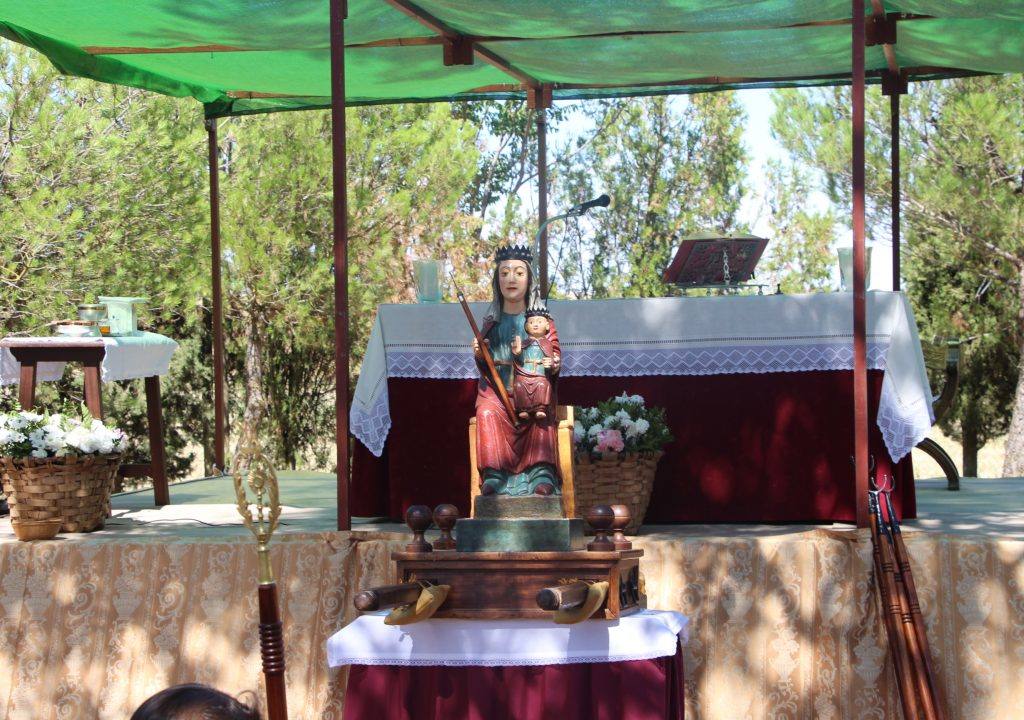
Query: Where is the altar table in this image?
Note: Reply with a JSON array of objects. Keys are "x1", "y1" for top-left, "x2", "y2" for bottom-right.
[
  {"x1": 329, "y1": 610, "x2": 687, "y2": 720},
  {"x1": 0, "y1": 333, "x2": 178, "y2": 505},
  {"x1": 351, "y1": 292, "x2": 932, "y2": 523}
]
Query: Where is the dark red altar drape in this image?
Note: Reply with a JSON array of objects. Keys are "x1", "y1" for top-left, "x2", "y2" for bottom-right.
[
  {"x1": 351, "y1": 370, "x2": 915, "y2": 523},
  {"x1": 342, "y1": 642, "x2": 685, "y2": 720}
]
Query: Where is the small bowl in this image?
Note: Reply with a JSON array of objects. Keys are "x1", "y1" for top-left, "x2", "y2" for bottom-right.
[
  {"x1": 12, "y1": 519, "x2": 63, "y2": 541},
  {"x1": 55, "y1": 324, "x2": 94, "y2": 337},
  {"x1": 77, "y1": 304, "x2": 106, "y2": 322}
]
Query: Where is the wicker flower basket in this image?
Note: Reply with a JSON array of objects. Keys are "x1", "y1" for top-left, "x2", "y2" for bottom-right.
[
  {"x1": 571, "y1": 451, "x2": 663, "y2": 535},
  {"x1": 2, "y1": 453, "x2": 121, "y2": 534}
]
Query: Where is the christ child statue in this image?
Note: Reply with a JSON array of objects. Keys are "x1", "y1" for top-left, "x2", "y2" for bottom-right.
[{"x1": 512, "y1": 307, "x2": 558, "y2": 421}]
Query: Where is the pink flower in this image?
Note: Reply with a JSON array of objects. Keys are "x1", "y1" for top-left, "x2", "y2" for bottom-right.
[{"x1": 595, "y1": 428, "x2": 624, "y2": 453}]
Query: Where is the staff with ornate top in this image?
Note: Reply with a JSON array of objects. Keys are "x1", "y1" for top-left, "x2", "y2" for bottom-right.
[{"x1": 233, "y1": 439, "x2": 287, "y2": 720}]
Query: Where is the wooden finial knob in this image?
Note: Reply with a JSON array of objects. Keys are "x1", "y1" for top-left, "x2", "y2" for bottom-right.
[
  {"x1": 585, "y1": 505, "x2": 615, "y2": 551},
  {"x1": 405, "y1": 504, "x2": 433, "y2": 553},
  {"x1": 609, "y1": 503, "x2": 632, "y2": 550},
  {"x1": 433, "y1": 503, "x2": 459, "y2": 550}
]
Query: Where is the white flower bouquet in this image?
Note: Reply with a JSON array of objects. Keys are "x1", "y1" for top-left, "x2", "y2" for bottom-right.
[
  {"x1": 0, "y1": 409, "x2": 128, "y2": 459},
  {"x1": 1, "y1": 407, "x2": 128, "y2": 537},
  {"x1": 569, "y1": 393, "x2": 673, "y2": 535},
  {"x1": 573, "y1": 393, "x2": 672, "y2": 455}
]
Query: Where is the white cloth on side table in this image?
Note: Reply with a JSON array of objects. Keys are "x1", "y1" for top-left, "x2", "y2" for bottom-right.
[
  {"x1": 350, "y1": 291, "x2": 933, "y2": 461},
  {"x1": 327, "y1": 609, "x2": 688, "y2": 668},
  {"x1": 0, "y1": 332, "x2": 179, "y2": 385}
]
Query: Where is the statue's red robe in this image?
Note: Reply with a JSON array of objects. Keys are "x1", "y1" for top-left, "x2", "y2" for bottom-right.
[{"x1": 475, "y1": 317, "x2": 561, "y2": 479}]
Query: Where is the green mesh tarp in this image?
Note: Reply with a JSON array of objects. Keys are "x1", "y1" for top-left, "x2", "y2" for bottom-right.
[{"x1": 0, "y1": 1, "x2": 1021, "y2": 116}]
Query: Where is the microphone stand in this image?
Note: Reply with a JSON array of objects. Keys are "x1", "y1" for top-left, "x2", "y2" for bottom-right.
[{"x1": 533, "y1": 195, "x2": 609, "y2": 294}]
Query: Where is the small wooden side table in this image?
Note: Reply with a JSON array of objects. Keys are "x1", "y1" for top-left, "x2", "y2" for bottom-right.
[{"x1": 1, "y1": 338, "x2": 170, "y2": 506}]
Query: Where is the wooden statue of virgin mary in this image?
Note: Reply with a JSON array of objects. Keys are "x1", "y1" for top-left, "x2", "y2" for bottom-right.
[{"x1": 471, "y1": 245, "x2": 561, "y2": 496}]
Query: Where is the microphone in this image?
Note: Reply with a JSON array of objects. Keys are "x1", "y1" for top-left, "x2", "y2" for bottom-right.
[{"x1": 569, "y1": 194, "x2": 610, "y2": 215}]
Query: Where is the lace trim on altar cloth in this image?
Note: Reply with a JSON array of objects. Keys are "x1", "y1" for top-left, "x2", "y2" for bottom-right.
[
  {"x1": 878, "y1": 375, "x2": 934, "y2": 462},
  {"x1": 350, "y1": 341, "x2": 930, "y2": 461},
  {"x1": 383, "y1": 342, "x2": 889, "y2": 380},
  {"x1": 350, "y1": 385, "x2": 391, "y2": 457}
]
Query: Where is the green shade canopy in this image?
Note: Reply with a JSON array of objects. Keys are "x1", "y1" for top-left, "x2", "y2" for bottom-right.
[{"x1": 0, "y1": 1, "x2": 1021, "y2": 116}]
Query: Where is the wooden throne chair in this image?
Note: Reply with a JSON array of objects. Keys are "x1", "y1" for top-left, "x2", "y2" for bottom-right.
[{"x1": 469, "y1": 406, "x2": 576, "y2": 517}]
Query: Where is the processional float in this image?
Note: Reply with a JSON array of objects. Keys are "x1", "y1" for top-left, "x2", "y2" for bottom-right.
[{"x1": 354, "y1": 204, "x2": 645, "y2": 624}]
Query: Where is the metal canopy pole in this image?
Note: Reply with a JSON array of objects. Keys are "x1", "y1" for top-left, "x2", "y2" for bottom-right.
[
  {"x1": 205, "y1": 118, "x2": 227, "y2": 473},
  {"x1": 852, "y1": 0, "x2": 870, "y2": 528},
  {"x1": 890, "y1": 91, "x2": 901, "y2": 291},
  {"x1": 330, "y1": 0, "x2": 351, "y2": 531},
  {"x1": 529, "y1": 85, "x2": 552, "y2": 298}
]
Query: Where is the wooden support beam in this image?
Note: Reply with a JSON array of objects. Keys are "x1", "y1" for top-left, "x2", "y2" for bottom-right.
[
  {"x1": 852, "y1": 0, "x2": 870, "y2": 529},
  {"x1": 382, "y1": 0, "x2": 541, "y2": 87},
  {"x1": 206, "y1": 118, "x2": 227, "y2": 472},
  {"x1": 330, "y1": 0, "x2": 351, "y2": 532},
  {"x1": 889, "y1": 90, "x2": 901, "y2": 292}
]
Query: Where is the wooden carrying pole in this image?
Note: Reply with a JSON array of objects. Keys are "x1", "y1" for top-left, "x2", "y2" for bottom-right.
[
  {"x1": 330, "y1": 0, "x2": 351, "y2": 531},
  {"x1": 852, "y1": 0, "x2": 870, "y2": 528},
  {"x1": 885, "y1": 491, "x2": 947, "y2": 720},
  {"x1": 206, "y1": 118, "x2": 227, "y2": 472},
  {"x1": 869, "y1": 491, "x2": 921, "y2": 719}
]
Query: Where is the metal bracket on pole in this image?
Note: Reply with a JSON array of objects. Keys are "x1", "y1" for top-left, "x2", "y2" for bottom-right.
[
  {"x1": 881, "y1": 69, "x2": 908, "y2": 96},
  {"x1": 527, "y1": 84, "x2": 552, "y2": 110},
  {"x1": 443, "y1": 36, "x2": 474, "y2": 66},
  {"x1": 865, "y1": 13, "x2": 897, "y2": 46}
]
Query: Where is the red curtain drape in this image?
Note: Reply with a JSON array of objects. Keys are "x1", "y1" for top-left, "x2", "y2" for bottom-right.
[
  {"x1": 343, "y1": 642, "x2": 685, "y2": 720},
  {"x1": 351, "y1": 370, "x2": 915, "y2": 523}
]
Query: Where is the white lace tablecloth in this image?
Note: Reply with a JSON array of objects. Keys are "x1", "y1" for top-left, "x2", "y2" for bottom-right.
[
  {"x1": 0, "y1": 332, "x2": 178, "y2": 385},
  {"x1": 351, "y1": 291, "x2": 933, "y2": 462},
  {"x1": 327, "y1": 609, "x2": 688, "y2": 668}
]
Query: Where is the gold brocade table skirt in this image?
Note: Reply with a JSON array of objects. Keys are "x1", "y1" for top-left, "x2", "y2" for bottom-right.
[{"x1": 0, "y1": 528, "x2": 1021, "y2": 719}]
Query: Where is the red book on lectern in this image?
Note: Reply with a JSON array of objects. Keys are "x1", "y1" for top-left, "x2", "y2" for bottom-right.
[{"x1": 663, "y1": 233, "x2": 768, "y2": 286}]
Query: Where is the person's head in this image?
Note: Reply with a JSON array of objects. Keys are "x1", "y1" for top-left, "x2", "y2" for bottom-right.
[
  {"x1": 524, "y1": 308, "x2": 551, "y2": 337},
  {"x1": 130, "y1": 684, "x2": 260, "y2": 720},
  {"x1": 490, "y1": 245, "x2": 536, "y2": 313}
]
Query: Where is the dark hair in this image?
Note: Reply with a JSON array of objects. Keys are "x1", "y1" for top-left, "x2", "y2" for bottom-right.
[{"x1": 130, "y1": 684, "x2": 261, "y2": 720}]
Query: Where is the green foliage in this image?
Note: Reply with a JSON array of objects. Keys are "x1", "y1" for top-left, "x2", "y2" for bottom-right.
[
  {"x1": 760, "y1": 160, "x2": 836, "y2": 293},
  {"x1": 0, "y1": 39, "x2": 749, "y2": 482},
  {"x1": 769, "y1": 76, "x2": 1024, "y2": 472},
  {"x1": 550, "y1": 95, "x2": 746, "y2": 298}
]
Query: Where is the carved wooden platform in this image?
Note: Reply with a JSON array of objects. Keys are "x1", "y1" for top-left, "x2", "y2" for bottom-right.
[{"x1": 392, "y1": 549, "x2": 643, "y2": 619}]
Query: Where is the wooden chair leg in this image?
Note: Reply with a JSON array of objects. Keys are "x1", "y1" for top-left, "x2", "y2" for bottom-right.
[
  {"x1": 83, "y1": 362, "x2": 103, "y2": 418},
  {"x1": 18, "y1": 362, "x2": 37, "y2": 410},
  {"x1": 916, "y1": 437, "x2": 960, "y2": 491},
  {"x1": 145, "y1": 376, "x2": 170, "y2": 506}
]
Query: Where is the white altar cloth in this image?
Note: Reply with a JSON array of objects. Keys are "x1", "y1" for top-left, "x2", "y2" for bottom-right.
[
  {"x1": 351, "y1": 291, "x2": 933, "y2": 461},
  {"x1": 327, "y1": 609, "x2": 688, "y2": 667},
  {"x1": 0, "y1": 332, "x2": 179, "y2": 385}
]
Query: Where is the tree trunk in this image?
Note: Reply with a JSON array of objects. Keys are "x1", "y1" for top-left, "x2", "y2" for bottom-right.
[
  {"x1": 1002, "y1": 265, "x2": 1024, "y2": 477},
  {"x1": 962, "y1": 397, "x2": 979, "y2": 478},
  {"x1": 231, "y1": 308, "x2": 267, "y2": 474}
]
